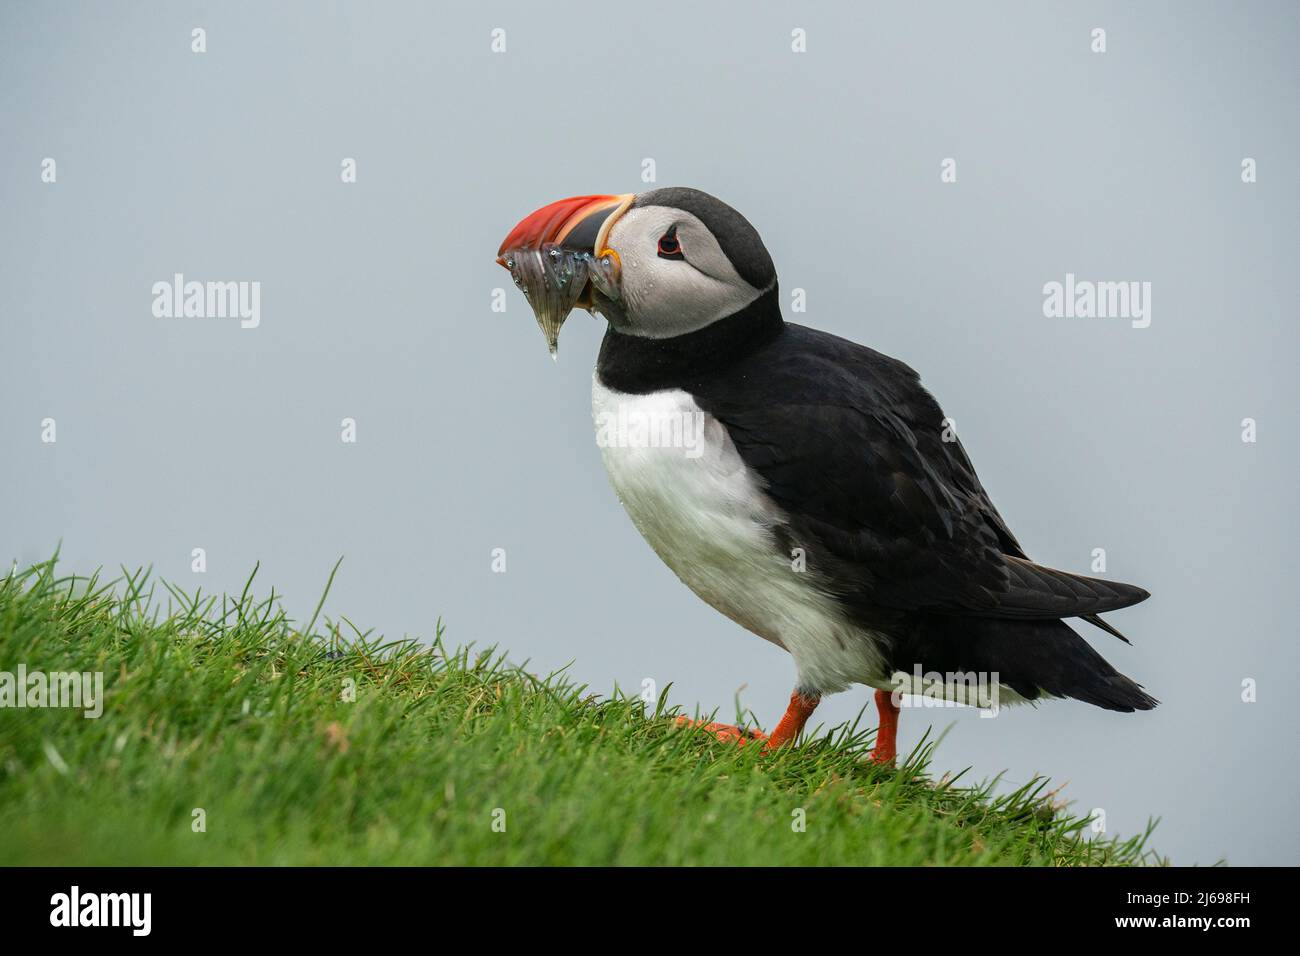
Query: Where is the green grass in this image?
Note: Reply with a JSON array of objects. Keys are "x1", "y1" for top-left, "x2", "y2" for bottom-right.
[{"x1": 0, "y1": 557, "x2": 1162, "y2": 866}]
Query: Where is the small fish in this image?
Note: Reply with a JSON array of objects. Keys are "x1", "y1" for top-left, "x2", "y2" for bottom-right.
[
  {"x1": 502, "y1": 244, "x2": 592, "y2": 357},
  {"x1": 496, "y1": 192, "x2": 632, "y2": 357}
]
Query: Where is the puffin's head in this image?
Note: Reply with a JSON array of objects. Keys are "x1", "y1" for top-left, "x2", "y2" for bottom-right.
[{"x1": 497, "y1": 187, "x2": 776, "y2": 356}]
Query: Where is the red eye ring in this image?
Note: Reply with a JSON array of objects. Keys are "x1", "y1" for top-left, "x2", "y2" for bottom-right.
[{"x1": 657, "y1": 227, "x2": 684, "y2": 260}]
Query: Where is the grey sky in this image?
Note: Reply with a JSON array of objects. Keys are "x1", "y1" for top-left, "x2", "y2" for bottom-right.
[{"x1": 2, "y1": 1, "x2": 1297, "y2": 864}]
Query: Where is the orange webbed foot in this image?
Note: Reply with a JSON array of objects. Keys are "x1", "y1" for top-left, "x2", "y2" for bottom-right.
[
  {"x1": 674, "y1": 690, "x2": 820, "y2": 753},
  {"x1": 867, "y1": 745, "x2": 897, "y2": 766},
  {"x1": 673, "y1": 716, "x2": 767, "y2": 745}
]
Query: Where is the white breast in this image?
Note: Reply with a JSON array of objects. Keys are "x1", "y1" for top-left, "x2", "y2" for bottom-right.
[{"x1": 591, "y1": 376, "x2": 887, "y2": 695}]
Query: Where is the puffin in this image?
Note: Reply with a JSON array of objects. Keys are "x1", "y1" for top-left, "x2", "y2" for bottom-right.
[{"x1": 496, "y1": 187, "x2": 1156, "y2": 765}]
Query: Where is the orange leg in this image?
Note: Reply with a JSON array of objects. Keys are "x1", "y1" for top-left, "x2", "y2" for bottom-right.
[
  {"x1": 674, "y1": 691, "x2": 820, "y2": 751},
  {"x1": 763, "y1": 691, "x2": 820, "y2": 751},
  {"x1": 869, "y1": 689, "x2": 900, "y2": 765}
]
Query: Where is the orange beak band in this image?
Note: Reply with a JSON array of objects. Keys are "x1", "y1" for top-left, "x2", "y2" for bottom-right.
[{"x1": 496, "y1": 193, "x2": 634, "y2": 265}]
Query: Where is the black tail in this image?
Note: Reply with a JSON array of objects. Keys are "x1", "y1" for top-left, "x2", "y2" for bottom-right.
[{"x1": 894, "y1": 614, "x2": 1158, "y2": 712}]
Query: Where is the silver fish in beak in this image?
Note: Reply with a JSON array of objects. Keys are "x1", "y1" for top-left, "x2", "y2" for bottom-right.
[{"x1": 497, "y1": 194, "x2": 632, "y2": 357}]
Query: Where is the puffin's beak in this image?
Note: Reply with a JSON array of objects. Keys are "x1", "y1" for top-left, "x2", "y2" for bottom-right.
[{"x1": 497, "y1": 193, "x2": 634, "y2": 357}]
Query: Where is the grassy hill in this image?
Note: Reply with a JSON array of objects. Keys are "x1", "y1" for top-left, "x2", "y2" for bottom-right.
[{"x1": 0, "y1": 558, "x2": 1160, "y2": 866}]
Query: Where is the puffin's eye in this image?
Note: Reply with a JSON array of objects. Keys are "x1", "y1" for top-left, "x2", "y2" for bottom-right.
[{"x1": 657, "y1": 226, "x2": 684, "y2": 260}]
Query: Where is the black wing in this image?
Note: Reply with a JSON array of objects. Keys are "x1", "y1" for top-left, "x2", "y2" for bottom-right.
[{"x1": 692, "y1": 324, "x2": 1149, "y2": 622}]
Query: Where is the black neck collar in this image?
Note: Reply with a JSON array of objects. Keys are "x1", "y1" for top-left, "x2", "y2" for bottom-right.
[{"x1": 595, "y1": 286, "x2": 784, "y2": 394}]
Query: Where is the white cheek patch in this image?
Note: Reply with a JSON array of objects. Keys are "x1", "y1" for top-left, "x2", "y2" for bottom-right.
[{"x1": 606, "y1": 207, "x2": 767, "y2": 339}]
